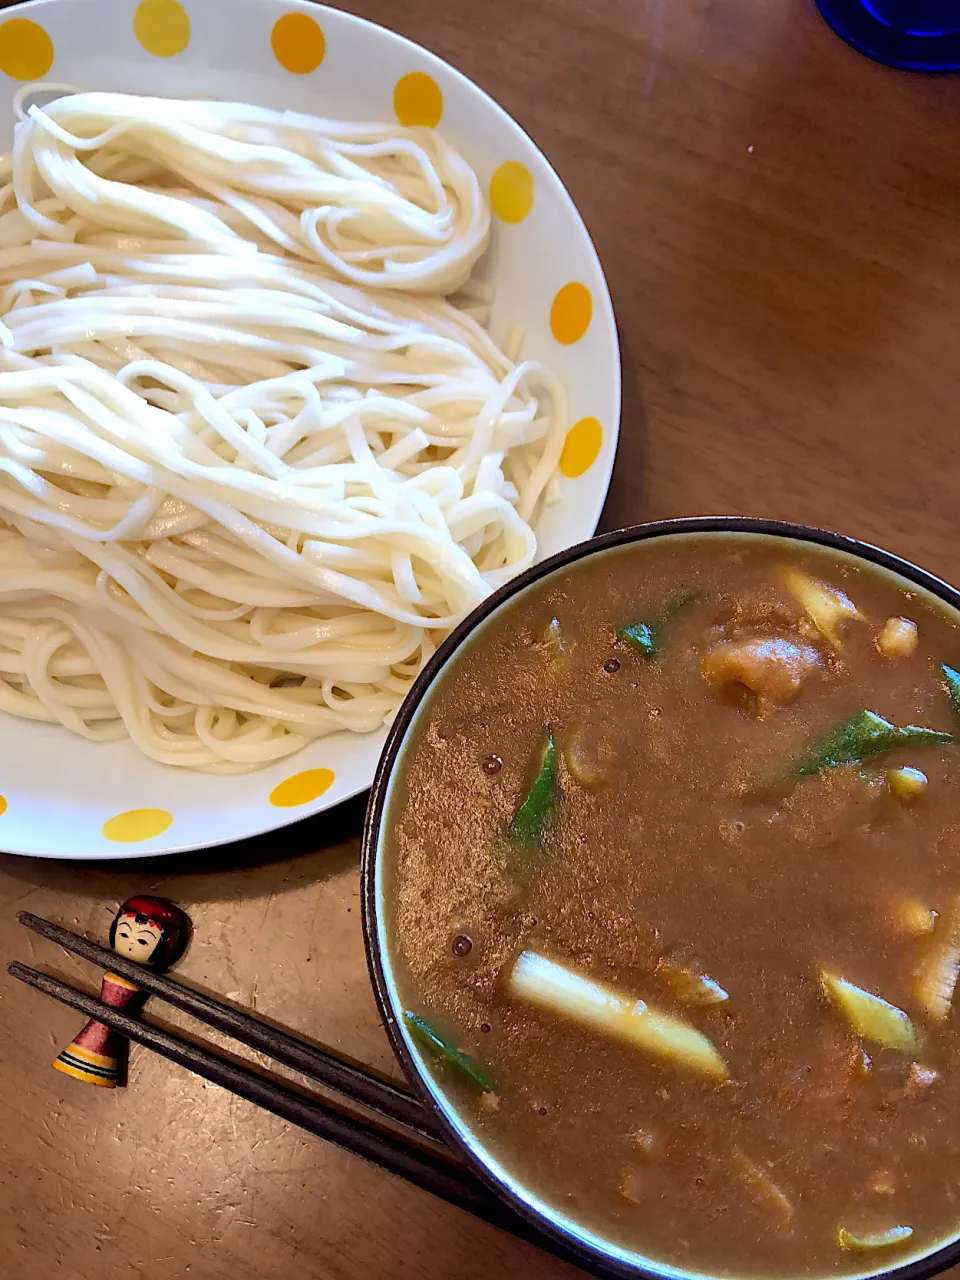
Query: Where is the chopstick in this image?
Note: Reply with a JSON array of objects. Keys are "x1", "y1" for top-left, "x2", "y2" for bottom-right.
[
  {"x1": 17, "y1": 910, "x2": 442, "y2": 1140},
  {"x1": 8, "y1": 959, "x2": 508, "y2": 1222},
  {"x1": 9, "y1": 913, "x2": 609, "y2": 1276}
]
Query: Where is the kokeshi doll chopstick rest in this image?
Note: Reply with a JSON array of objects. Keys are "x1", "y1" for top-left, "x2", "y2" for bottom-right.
[{"x1": 53, "y1": 895, "x2": 190, "y2": 1088}]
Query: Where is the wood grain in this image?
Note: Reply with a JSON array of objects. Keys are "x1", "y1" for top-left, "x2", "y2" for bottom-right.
[{"x1": 3, "y1": 1, "x2": 960, "y2": 1277}]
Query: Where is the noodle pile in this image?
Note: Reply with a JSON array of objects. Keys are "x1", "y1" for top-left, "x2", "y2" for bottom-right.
[{"x1": 0, "y1": 88, "x2": 566, "y2": 772}]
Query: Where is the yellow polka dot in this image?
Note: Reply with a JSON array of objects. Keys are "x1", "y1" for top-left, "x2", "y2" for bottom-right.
[
  {"x1": 393, "y1": 72, "x2": 443, "y2": 128},
  {"x1": 270, "y1": 768, "x2": 336, "y2": 808},
  {"x1": 0, "y1": 795, "x2": 6, "y2": 818},
  {"x1": 133, "y1": 0, "x2": 191, "y2": 58},
  {"x1": 550, "y1": 282, "x2": 593, "y2": 345},
  {"x1": 0, "y1": 18, "x2": 53, "y2": 80},
  {"x1": 271, "y1": 12, "x2": 326, "y2": 75},
  {"x1": 102, "y1": 808, "x2": 173, "y2": 843},
  {"x1": 560, "y1": 416, "x2": 603, "y2": 478},
  {"x1": 489, "y1": 161, "x2": 534, "y2": 224}
]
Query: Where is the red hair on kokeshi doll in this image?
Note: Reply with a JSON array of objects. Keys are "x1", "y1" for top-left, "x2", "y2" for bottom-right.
[{"x1": 53, "y1": 895, "x2": 190, "y2": 1088}]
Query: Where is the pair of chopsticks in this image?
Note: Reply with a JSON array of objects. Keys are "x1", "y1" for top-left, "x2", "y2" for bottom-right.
[{"x1": 8, "y1": 912, "x2": 599, "y2": 1276}]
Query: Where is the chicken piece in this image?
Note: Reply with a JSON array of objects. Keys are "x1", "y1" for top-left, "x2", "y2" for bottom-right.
[{"x1": 701, "y1": 636, "x2": 823, "y2": 715}]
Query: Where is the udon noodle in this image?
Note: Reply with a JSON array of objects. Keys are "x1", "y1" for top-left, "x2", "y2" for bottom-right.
[{"x1": 0, "y1": 88, "x2": 566, "y2": 772}]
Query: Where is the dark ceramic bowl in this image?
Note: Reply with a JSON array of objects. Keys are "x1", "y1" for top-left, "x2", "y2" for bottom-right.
[{"x1": 362, "y1": 516, "x2": 960, "y2": 1280}]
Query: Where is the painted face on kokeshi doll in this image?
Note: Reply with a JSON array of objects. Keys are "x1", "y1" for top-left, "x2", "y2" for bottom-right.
[
  {"x1": 111, "y1": 913, "x2": 165, "y2": 963},
  {"x1": 107, "y1": 895, "x2": 189, "y2": 971}
]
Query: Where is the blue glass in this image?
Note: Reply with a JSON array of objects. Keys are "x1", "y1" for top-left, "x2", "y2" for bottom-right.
[{"x1": 815, "y1": 0, "x2": 960, "y2": 69}]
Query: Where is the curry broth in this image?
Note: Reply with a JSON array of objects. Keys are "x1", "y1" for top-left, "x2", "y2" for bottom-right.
[{"x1": 382, "y1": 534, "x2": 960, "y2": 1277}]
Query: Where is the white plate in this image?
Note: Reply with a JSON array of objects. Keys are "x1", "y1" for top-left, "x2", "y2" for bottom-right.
[{"x1": 0, "y1": 0, "x2": 620, "y2": 858}]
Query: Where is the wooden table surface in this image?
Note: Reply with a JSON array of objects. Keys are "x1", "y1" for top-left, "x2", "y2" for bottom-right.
[{"x1": 4, "y1": 1, "x2": 960, "y2": 1277}]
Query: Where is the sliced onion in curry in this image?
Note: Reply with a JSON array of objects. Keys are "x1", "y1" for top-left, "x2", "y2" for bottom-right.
[
  {"x1": 734, "y1": 1152, "x2": 795, "y2": 1225},
  {"x1": 778, "y1": 565, "x2": 863, "y2": 649},
  {"x1": 915, "y1": 895, "x2": 960, "y2": 1023},
  {"x1": 837, "y1": 1225, "x2": 914, "y2": 1251},
  {"x1": 820, "y1": 973, "x2": 919, "y2": 1053},
  {"x1": 658, "y1": 955, "x2": 730, "y2": 1007}
]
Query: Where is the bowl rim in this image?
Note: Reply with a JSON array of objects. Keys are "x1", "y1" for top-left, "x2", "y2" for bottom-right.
[{"x1": 361, "y1": 514, "x2": 960, "y2": 1280}]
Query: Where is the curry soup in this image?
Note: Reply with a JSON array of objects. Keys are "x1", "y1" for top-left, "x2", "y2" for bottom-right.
[{"x1": 381, "y1": 533, "x2": 960, "y2": 1278}]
